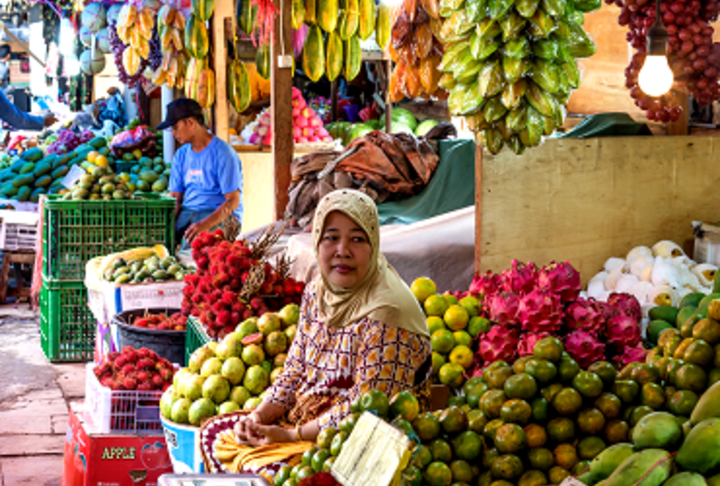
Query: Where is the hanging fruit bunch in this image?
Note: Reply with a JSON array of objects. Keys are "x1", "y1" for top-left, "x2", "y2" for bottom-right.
[
  {"x1": 291, "y1": 0, "x2": 377, "y2": 83},
  {"x1": 116, "y1": 1, "x2": 156, "y2": 77},
  {"x1": 153, "y1": 0, "x2": 188, "y2": 90},
  {"x1": 612, "y1": 0, "x2": 720, "y2": 122},
  {"x1": 388, "y1": 0, "x2": 448, "y2": 101},
  {"x1": 438, "y1": 0, "x2": 600, "y2": 155},
  {"x1": 184, "y1": 0, "x2": 216, "y2": 108}
]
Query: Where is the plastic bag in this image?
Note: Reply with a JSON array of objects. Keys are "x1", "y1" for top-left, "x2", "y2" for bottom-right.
[{"x1": 110, "y1": 125, "x2": 158, "y2": 157}]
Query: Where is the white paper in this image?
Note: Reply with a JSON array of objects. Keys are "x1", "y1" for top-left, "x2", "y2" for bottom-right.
[{"x1": 61, "y1": 165, "x2": 86, "y2": 189}]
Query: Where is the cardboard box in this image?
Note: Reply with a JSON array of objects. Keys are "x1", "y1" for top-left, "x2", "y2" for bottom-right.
[{"x1": 62, "y1": 401, "x2": 174, "y2": 486}]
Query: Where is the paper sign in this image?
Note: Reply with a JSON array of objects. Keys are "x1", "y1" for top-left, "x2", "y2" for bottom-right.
[
  {"x1": 560, "y1": 478, "x2": 587, "y2": 486},
  {"x1": 61, "y1": 165, "x2": 86, "y2": 189}
]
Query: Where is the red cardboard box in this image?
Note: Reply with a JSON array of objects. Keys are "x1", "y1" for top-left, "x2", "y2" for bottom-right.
[{"x1": 62, "y1": 401, "x2": 174, "y2": 486}]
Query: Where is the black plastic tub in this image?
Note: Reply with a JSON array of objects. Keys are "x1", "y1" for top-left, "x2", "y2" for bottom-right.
[{"x1": 112, "y1": 308, "x2": 185, "y2": 366}]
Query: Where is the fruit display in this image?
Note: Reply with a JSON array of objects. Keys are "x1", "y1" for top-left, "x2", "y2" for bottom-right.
[
  {"x1": 182, "y1": 228, "x2": 306, "y2": 339},
  {"x1": 123, "y1": 155, "x2": 171, "y2": 192},
  {"x1": 388, "y1": 0, "x2": 447, "y2": 101},
  {"x1": 0, "y1": 137, "x2": 109, "y2": 202},
  {"x1": 159, "y1": 307, "x2": 299, "y2": 425},
  {"x1": 437, "y1": 0, "x2": 600, "y2": 155},
  {"x1": 94, "y1": 346, "x2": 175, "y2": 392},
  {"x1": 130, "y1": 312, "x2": 188, "y2": 331},
  {"x1": 116, "y1": 2, "x2": 158, "y2": 76},
  {"x1": 102, "y1": 253, "x2": 193, "y2": 284},
  {"x1": 326, "y1": 107, "x2": 440, "y2": 144},
  {"x1": 246, "y1": 88, "x2": 333, "y2": 146},
  {"x1": 152, "y1": 0, "x2": 189, "y2": 90},
  {"x1": 587, "y1": 241, "x2": 716, "y2": 312},
  {"x1": 612, "y1": 0, "x2": 720, "y2": 121},
  {"x1": 45, "y1": 128, "x2": 96, "y2": 155}
]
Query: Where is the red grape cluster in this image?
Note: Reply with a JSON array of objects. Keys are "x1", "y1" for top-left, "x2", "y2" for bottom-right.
[
  {"x1": 108, "y1": 21, "x2": 148, "y2": 88},
  {"x1": 148, "y1": 29, "x2": 163, "y2": 71},
  {"x1": 611, "y1": 0, "x2": 720, "y2": 121},
  {"x1": 46, "y1": 129, "x2": 94, "y2": 155}
]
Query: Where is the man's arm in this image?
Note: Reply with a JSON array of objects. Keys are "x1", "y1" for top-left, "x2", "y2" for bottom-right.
[
  {"x1": 0, "y1": 91, "x2": 45, "y2": 131},
  {"x1": 169, "y1": 191, "x2": 184, "y2": 220},
  {"x1": 183, "y1": 190, "x2": 240, "y2": 242}
]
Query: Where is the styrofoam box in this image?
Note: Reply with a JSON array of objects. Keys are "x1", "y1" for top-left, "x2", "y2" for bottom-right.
[
  {"x1": 84, "y1": 362, "x2": 164, "y2": 435},
  {"x1": 0, "y1": 210, "x2": 38, "y2": 251},
  {"x1": 87, "y1": 280, "x2": 185, "y2": 324},
  {"x1": 694, "y1": 222, "x2": 720, "y2": 266}
]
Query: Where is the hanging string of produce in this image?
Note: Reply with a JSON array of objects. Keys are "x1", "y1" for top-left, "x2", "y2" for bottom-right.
[
  {"x1": 612, "y1": 0, "x2": 720, "y2": 122},
  {"x1": 433, "y1": 0, "x2": 600, "y2": 155}
]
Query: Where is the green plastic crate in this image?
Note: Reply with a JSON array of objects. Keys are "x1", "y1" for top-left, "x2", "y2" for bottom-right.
[
  {"x1": 42, "y1": 194, "x2": 176, "y2": 280},
  {"x1": 185, "y1": 315, "x2": 213, "y2": 364},
  {"x1": 40, "y1": 276, "x2": 96, "y2": 362}
]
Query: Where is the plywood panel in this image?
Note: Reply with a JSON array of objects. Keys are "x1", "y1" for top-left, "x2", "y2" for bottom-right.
[
  {"x1": 566, "y1": 3, "x2": 645, "y2": 117},
  {"x1": 480, "y1": 137, "x2": 720, "y2": 283}
]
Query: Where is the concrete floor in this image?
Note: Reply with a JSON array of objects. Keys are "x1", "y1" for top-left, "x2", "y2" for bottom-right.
[{"x1": 0, "y1": 304, "x2": 85, "y2": 486}]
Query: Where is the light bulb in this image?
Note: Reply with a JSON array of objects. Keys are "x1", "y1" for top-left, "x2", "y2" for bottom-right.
[{"x1": 638, "y1": 55, "x2": 674, "y2": 97}]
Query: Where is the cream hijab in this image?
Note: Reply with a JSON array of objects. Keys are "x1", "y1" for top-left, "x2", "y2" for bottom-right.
[{"x1": 312, "y1": 189, "x2": 429, "y2": 337}]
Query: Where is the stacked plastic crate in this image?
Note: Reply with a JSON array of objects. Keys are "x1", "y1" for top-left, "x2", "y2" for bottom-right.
[{"x1": 40, "y1": 194, "x2": 176, "y2": 362}]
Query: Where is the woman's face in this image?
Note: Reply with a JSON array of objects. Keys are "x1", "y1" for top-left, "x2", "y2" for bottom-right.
[{"x1": 318, "y1": 211, "x2": 373, "y2": 288}]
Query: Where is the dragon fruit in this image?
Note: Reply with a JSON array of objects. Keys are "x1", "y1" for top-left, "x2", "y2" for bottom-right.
[
  {"x1": 607, "y1": 292, "x2": 642, "y2": 322},
  {"x1": 478, "y1": 323, "x2": 519, "y2": 363},
  {"x1": 470, "y1": 271, "x2": 502, "y2": 299},
  {"x1": 565, "y1": 298, "x2": 605, "y2": 333},
  {"x1": 538, "y1": 261, "x2": 581, "y2": 303},
  {"x1": 614, "y1": 344, "x2": 648, "y2": 367},
  {"x1": 564, "y1": 330, "x2": 606, "y2": 368},
  {"x1": 486, "y1": 292, "x2": 520, "y2": 326},
  {"x1": 517, "y1": 288, "x2": 564, "y2": 333},
  {"x1": 605, "y1": 312, "x2": 642, "y2": 349},
  {"x1": 501, "y1": 260, "x2": 539, "y2": 295},
  {"x1": 518, "y1": 332, "x2": 551, "y2": 357}
]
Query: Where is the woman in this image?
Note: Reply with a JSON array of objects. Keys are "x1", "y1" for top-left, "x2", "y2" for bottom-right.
[{"x1": 235, "y1": 189, "x2": 431, "y2": 447}]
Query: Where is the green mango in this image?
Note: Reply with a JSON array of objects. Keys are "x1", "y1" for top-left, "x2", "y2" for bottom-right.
[
  {"x1": 605, "y1": 449, "x2": 672, "y2": 486},
  {"x1": 676, "y1": 418, "x2": 720, "y2": 474},
  {"x1": 577, "y1": 443, "x2": 635, "y2": 486}
]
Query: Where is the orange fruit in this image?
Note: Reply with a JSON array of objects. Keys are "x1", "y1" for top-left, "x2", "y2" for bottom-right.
[
  {"x1": 444, "y1": 305, "x2": 469, "y2": 331},
  {"x1": 360, "y1": 389, "x2": 390, "y2": 418},
  {"x1": 459, "y1": 296, "x2": 480, "y2": 317},
  {"x1": 424, "y1": 462, "x2": 452, "y2": 486},
  {"x1": 389, "y1": 390, "x2": 420, "y2": 422},
  {"x1": 431, "y1": 352, "x2": 446, "y2": 375},
  {"x1": 431, "y1": 329, "x2": 455, "y2": 354},
  {"x1": 467, "y1": 316, "x2": 490, "y2": 337},
  {"x1": 439, "y1": 362, "x2": 465, "y2": 388},
  {"x1": 427, "y1": 316, "x2": 446, "y2": 335},
  {"x1": 411, "y1": 277, "x2": 437, "y2": 303},
  {"x1": 453, "y1": 330, "x2": 472, "y2": 347},
  {"x1": 86, "y1": 151, "x2": 98, "y2": 163},
  {"x1": 94, "y1": 155, "x2": 109, "y2": 167},
  {"x1": 443, "y1": 293, "x2": 459, "y2": 306},
  {"x1": 449, "y1": 345, "x2": 474, "y2": 369},
  {"x1": 424, "y1": 295, "x2": 449, "y2": 317}
]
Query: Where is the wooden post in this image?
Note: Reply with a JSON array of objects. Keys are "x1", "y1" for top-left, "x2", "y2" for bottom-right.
[
  {"x1": 385, "y1": 59, "x2": 392, "y2": 133},
  {"x1": 667, "y1": 89, "x2": 689, "y2": 136},
  {"x1": 474, "y1": 144, "x2": 483, "y2": 273},
  {"x1": 271, "y1": 0, "x2": 294, "y2": 220},
  {"x1": 212, "y1": 0, "x2": 233, "y2": 142}
]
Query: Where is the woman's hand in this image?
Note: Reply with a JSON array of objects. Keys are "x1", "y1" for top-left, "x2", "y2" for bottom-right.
[
  {"x1": 248, "y1": 423, "x2": 296, "y2": 446},
  {"x1": 234, "y1": 412, "x2": 264, "y2": 445}
]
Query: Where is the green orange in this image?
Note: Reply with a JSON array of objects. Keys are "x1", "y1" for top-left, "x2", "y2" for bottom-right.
[
  {"x1": 411, "y1": 277, "x2": 437, "y2": 303},
  {"x1": 449, "y1": 459, "x2": 474, "y2": 483},
  {"x1": 546, "y1": 417, "x2": 575, "y2": 443},
  {"x1": 459, "y1": 296, "x2": 480, "y2": 317},
  {"x1": 452, "y1": 430, "x2": 483, "y2": 461},
  {"x1": 439, "y1": 362, "x2": 465, "y2": 388},
  {"x1": 317, "y1": 427, "x2": 338, "y2": 449},
  {"x1": 424, "y1": 461, "x2": 452, "y2": 486},
  {"x1": 467, "y1": 316, "x2": 491, "y2": 337},
  {"x1": 504, "y1": 373, "x2": 538, "y2": 400},
  {"x1": 577, "y1": 436, "x2": 606, "y2": 460},
  {"x1": 449, "y1": 345, "x2": 474, "y2": 369},
  {"x1": 552, "y1": 388, "x2": 583, "y2": 415},
  {"x1": 425, "y1": 295, "x2": 449, "y2": 317},
  {"x1": 413, "y1": 444, "x2": 432, "y2": 469},
  {"x1": 553, "y1": 444, "x2": 578, "y2": 471},
  {"x1": 576, "y1": 408, "x2": 606, "y2": 435},
  {"x1": 594, "y1": 392, "x2": 622, "y2": 419},
  {"x1": 390, "y1": 390, "x2": 420, "y2": 422},
  {"x1": 432, "y1": 352, "x2": 445, "y2": 375},
  {"x1": 427, "y1": 316, "x2": 446, "y2": 335},
  {"x1": 467, "y1": 409, "x2": 488, "y2": 434},
  {"x1": 527, "y1": 447, "x2": 554, "y2": 471},
  {"x1": 572, "y1": 371, "x2": 604, "y2": 398},
  {"x1": 491, "y1": 454, "x2": 525, "y2": 480},
  {"x1": 588, "y1": 361, "x2": 618, "y2": 387},
  {"x1": 430, "y1": 439, "x2": 453, "y2": 463},
  {"x1": 431, "y1": 329, "x2": 456, "y2": 354},
  {"x1": 444, "y1": 305, "x2": 469, "y2": 331},
  {"x1": 413, "y1": 412, "x2": 441, "y2": 442},
  {"x1": 494, "y1": 423, "x2": 527, "y2": 453},
  {"x1": 500, "y1": 399, "x2": 532, "y2": 425},
  {"x1": 524, "y1": 423, "x2": 547, "y2": 448},
  {"x1": 360, "y1": 389, "x2": 390, "y2": 417},
  {"x1": 668, "y1": 389, "x2": 698, "y2": 416},
  {"x1": 440, "y1": 406, "x2": 469, "y2": 434},
  {"x1": 453, "y1": 330, "x2": 472, "y2": 347},
  {"x1": 524, "y1": 358, "x2": 558, "y2": 383},
  {"x1": 532, "y1": 336, "x2": 564, "y2": 362}
]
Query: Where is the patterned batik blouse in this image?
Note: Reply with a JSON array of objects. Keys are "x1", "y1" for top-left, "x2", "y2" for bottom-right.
[{"x1": 263, "y1": 281, "x2": 433, "y2": 429}]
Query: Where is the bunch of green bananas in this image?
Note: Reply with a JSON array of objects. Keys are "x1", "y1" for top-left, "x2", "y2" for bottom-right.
[{"x1": 439, "y1": 0, "x2": 600, "y2": 154}]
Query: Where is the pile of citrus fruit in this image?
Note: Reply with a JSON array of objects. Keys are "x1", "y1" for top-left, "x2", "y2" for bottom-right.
[{"x1": 411, "y1": 277, "x2": 489, "y2": 390}]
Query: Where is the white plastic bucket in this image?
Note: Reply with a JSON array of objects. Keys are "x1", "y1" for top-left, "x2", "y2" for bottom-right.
[{"x1": 160, "y1": 415, "x2": 205, "y2": 473}]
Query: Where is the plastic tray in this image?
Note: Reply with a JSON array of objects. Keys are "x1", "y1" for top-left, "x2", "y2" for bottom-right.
[
  {"x1": 112, "y1": 308, "x2": 185, "y2": 366},
  {"x1": 84, "y1": 362, "x2": 164, "y2": 434},
  {"x1": 40, "y1": 276, "x2": 95, "y2": 362},
  {"x1": 42, "y1": 194, "x2": 175, "y2": 280},
  {"x1": 185, "y1": 315, "x2": 214, "y2": 364},
  {"x1": 0, "y1": 221, "x2": 38, "y2": 250}
]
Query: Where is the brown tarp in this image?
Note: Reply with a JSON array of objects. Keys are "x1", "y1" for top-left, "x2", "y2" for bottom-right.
[{"x1": 285, "y1": 123, "x2": 455, "y2": 229}]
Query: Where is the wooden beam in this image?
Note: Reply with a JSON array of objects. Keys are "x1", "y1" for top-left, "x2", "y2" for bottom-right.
[
  {"x1": 271, "y1": 0, "x2": 294, "y2": 220},
  {"x1": 474, "y1": 143, "x2": 482, "y2": 272},
  {"x1": 212, "y1": 0, "x2": 233, "y2": 142}
]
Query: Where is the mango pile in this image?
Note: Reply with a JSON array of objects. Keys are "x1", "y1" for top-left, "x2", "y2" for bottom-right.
[
  {"x1": 161, "y1": 306, "x2": 300, "y2": 426},
  {"x1": 439, "y1": 0, "x2": 600, "y2": 154},
  {"x1": 0, "y1": 137, "x2": 107, "y2": 202},
  {"x1": 102, "y1": 254, "x2": 192, "y2": 284}
]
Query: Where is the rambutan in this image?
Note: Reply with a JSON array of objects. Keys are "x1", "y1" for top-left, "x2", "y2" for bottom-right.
[
  {"x1": 204, "y1": 293, "x2": 217, "y2": 306},
  {"x1": 115, "y1": 356, "x2": 128, "y2": 368},
  {"x1": 121, "y1": 364, "x2": 135, "y2": 375},
  {"x1": 229, "y1": 278, "x2": 241, "y2": 289},
  {"x1": 217, "y1": 310, "x2": 231, "y2": 326},
  {"x1": 100, "y1": 377, "x2": 114, "y2": 388},
  {"x1": 228, "y1": 254, "x2": 241, "y2": 267},
  {"x1": 231, "y1": 311, "x2": 242, "y2": 325},
  {"x1": 137, "y1": 358, "x2": 153, "y2": 370},
  {"x1": 152, "y1": 375, "x2": 165, "y2": 388},
  {"x1": 232, "y1": 301, "x2": 244, "y2": 313},
  {"x1": 183, "y1": 285, "x2": 195, "y2": 297},
  {"x1": 221, "y1": 291, "x2": 236, "y2": 306},
  {"x1": 123, "y1": 377, "x2": 137, "y2": 390},
  {"x1": 108, "y1": 351, "x2": 120, "y2": 362},
  {"x1": 136, "y1": 371, "x2": 149, "y2": 382},
  {"x1": 250, "y1": 297, "x2": 264, "y2": 310}
]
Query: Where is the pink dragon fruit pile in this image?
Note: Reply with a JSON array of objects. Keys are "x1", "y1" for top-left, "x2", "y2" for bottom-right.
[{"x1": 469, "y1": 260, "x2": 647, "y2": 369}]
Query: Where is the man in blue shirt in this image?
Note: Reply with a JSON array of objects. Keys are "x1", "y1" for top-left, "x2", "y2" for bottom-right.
[
  {"x1": 0, "y1": 89, "x2": 56, "y2": 130},
  {"x1": 158, "y1": 98, "x2": 243, "y2": 248}
]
